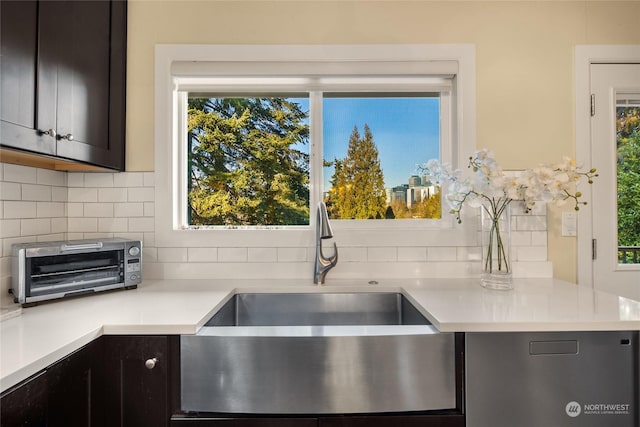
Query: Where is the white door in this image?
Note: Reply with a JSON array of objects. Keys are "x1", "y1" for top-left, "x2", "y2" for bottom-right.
[{"x1": 590, "y1": 63, "x2": 640, "y2": 301}]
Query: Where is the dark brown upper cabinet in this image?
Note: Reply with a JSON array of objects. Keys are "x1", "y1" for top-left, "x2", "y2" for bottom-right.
[{"x1": 0, "y1": 0, "x2": 127, "y2": 171}]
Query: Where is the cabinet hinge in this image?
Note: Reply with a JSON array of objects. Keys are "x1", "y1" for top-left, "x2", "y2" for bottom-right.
[
  {"x1": 592, "y1": 238, "x2": 597, "y2": 260},
  {"x1": 590, "y1": 94, "x2": 596, "y2": 117}
]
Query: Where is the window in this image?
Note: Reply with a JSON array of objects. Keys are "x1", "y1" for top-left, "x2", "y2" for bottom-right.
[{"x1": 155, "y1": 45, "x2": 476, "y2": 247}]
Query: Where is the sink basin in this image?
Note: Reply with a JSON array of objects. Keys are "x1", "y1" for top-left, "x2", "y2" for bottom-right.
[
  {"x1": 181, "y1": 292, "x2": 456, "y2": 415},
  {"x1": 203, "y1": 292, "x2": 431, "y2": 327}
]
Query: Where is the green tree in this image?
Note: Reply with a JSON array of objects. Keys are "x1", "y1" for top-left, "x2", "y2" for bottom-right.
[
  {"x1": 188, "y1": 98, "x2": 309, "y2": 226},
  {"x1": 617, "y1": 107, "x2": 640, "y2": 247},
  {"x1": 412, "y1": 192, "x2": 442, "y2": 219},
  {"x1": 327, "y1": 125, "x2": 386, "y2": 219}
]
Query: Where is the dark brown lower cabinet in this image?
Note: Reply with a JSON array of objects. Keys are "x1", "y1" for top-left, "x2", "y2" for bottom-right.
[
  {"x1": 0, "y1": 336, "x2": 171, "y2": 427},
  {"x1": 0, "y1": 338, "x2": 103, "y2": 427},
  {"x1": 0, "y1": 370, "x2": 48, "y2": 427},
  {"x1": 47, "y1": 338, "x2": 104, "y2": 427},
  {"x1": 102, "y1": 335, "x2": 171, "y2": 427}
]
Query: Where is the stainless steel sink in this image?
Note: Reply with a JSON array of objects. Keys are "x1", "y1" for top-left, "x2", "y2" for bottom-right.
[{"x1": 181, "y1": 292, "x2": 456, "y2": 415}]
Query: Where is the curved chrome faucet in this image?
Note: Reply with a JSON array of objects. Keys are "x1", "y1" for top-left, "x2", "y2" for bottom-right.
[{"x1": 314, "y1": 202, "x2": 338, "y2": 284}]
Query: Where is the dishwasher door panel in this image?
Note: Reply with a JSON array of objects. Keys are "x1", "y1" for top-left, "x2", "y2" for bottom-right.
[{"x1": 466, "y1": 331, "x2": 638, "y2": 427}]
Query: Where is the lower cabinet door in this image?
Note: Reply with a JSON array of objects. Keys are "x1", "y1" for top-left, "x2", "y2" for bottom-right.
[
  {"x1": 47, "y1": 338, "x2": 104, "y2": 427},
  {"x1": 0, "y1": 370, "x2": 48, "y2": 427},
  {"x1": 102, "y1": 336, "x2": 170, "y2": 427}
]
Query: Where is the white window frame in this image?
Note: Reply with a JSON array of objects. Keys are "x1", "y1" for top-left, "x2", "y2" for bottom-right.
[{"x1": 155, "y1": 45, "x2": 476, "y2": 248}]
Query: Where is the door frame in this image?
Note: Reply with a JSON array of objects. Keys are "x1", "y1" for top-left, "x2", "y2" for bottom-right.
[{"x1": 575, "y1": 45, "x2": 640, "y2": 287}]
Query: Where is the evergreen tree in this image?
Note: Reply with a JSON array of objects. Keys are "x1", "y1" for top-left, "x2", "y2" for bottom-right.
[
  {"x1": 188, "y1": 98, "x2": 309, "y2": 226},
  {"x1": 617, "y1": 106, "x2": 640, "y2": 247},
  {"x1": 328, "y1": 124, "x2": 386, "y2": 219}
]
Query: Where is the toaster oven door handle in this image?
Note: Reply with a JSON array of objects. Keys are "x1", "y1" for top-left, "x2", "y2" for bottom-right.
[{"x1": 60, "y1": 242, "x2": 104, "y2": 252}]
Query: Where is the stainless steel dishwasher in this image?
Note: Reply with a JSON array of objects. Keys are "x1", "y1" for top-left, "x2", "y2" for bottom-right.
[{"x1": 466, "y1": 331, "x2": 638, "y2": 427}]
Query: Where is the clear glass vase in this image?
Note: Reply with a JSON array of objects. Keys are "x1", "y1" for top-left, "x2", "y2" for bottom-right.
[{"x1": 480, "y1": 202, "x2": 513, "y2": 290}]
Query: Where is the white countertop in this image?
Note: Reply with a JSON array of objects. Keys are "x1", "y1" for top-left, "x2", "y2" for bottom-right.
[{"x1": 1, "y1": 277, "x2": 639, "y2": 393}]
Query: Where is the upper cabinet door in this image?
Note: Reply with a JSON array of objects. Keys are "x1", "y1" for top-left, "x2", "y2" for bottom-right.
[
  {"x1": 52, "y1": 0, "x2": 126, "y2": 170},
  {"x1": 0, "y1": 0, "x2": 56, "y2": 155},
  {"x1": 0, "y1": 0, "x2": 126, "y2": 170}
]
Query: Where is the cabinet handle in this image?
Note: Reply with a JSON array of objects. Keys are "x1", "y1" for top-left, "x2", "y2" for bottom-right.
[
  {"x1": 145, "y1": 358, "x2": 158, "y2": 370},
  {"x1": 37, "y1": 129, "x2": 57, "y2": 139},
  {"x1": 58, "y1": 133, "x2": 74, "y2": 141}
]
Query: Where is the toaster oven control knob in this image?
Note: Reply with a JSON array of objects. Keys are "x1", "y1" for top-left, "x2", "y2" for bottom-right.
[
  {"x1": 128, "y1": 246, "x2": 140, "y2": 257},
  {"x1": 145, "y1": 358, "x2": 158, "y2": 370}
]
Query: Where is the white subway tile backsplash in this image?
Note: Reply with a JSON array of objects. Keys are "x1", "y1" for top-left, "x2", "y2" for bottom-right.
[
  {"x1": 21, "y1": 218, "x2": 51, "y2": 236},
  {"x1": 248, "y1": 247, "x2": 277, "y2": 263},
  {"x1": 67, "y1": 203, "x2": 84, "y2": 217},
  {"x1": 143, "y1": 247, "x2": 158, "y2": 262},
  {"x1": 128, "y1": 187, "x2": 154, "y2": 202},
  {"x1": 515, "y1": 246, "x2": 548, "y2": 262},
  {"x1": 0, "y1": 219, "x2": 21, "y2": 238},
  {"x1": 457, "y1": 246, "x2": 482, "y2": 261},
  {"x1": 218, "y1": 247, "x2": 247, "y2": 262},
  {"x1": 510, "y1": 231, "x2": 531, "y2": 247},
  {"x1": 531, "y1": 231, "x2": 547, "y2": 247},
  {"x1": 143, "y1": 202, "x2": 154, "y2": 217},
  {"x1": 114, "y1": 202, "x2": 143, "y2": 217},
  {"x1": 143, "y1": 232, "x2": 155, "y2": 248},
  {"x1": 3, "y1": 236, "x2": 35, "y2": 257},
  {"x1": 427, "y1": 247, "x2": 457, "y2": 261},
  {"x1": 3, "y1": 201, "x2": 37, "y2": 219},
  {"x1": 188, "y1": 247, "x2": 218, "y2": 262},
  {"x1": 367, "y1": 247, "x2": 397, "y2": 262},
  {"x1": 0, "y1": 166, "x2": 554, "y2": 281},
  {"x1": 51, "y1": 186, "x2": 68, "y2": 202},
  {"x1": 37, "y1": 169, "x2": 66, "y2": 187},
  {"x1": 83, "y1": 233, "x2": 114, "y2": 240},
  {"x1": 84, "y1": 173, "x2": 114, "y2": 188},
  {"x1": 277, "y1": 247, "x2": 307, "y2": 262},
  {"x1": 37, "y1": 202, "x2": 65, "y2": 218},
  {"x1": 340, "y1": 247, "x2": 367, "y2": 263},
  {"x1": 84, "y1": 203, "x2": 114, "y2": 218},
  {"x1": 67, "y1": 173, "x2": 84, "y2": 187},
  {"x1": 67, "y1": 218, "x2": 98, "y2": 233},
  {"x1": 0, "y1": 182, "x2": 21, "y2": 200},
  {"x1": 113, "y1": 232, "x2": 144, "y2": 242},
  {"x1": 128, "y1": 217, "x2": 154, "y2": 232},
  {"x1": 158, "y1": 247, "x2": 188, "y2": 262},
  {"x1": 3, "y1": 164, "x2": 37, "y2": 184},
  {"x1": 143, "y1": 172, "x2": 155, "y2": 187},
  {"x1": 21, "y1": 184, "x2": 52, "y2": 201},
  {"x1": 68, "y1": 187, "x2": 98, "y2": 203},
  {"x1": 516, "y1": 215, "x2": 547, "y2": 231},
  {"x1": 98, "y1": 188, "x2": 127, "y2": 202},
  {"x1": 51, "y1": 218, "x2": 68, "y2": 234},
  {"x1": 98, "y1": 218, "x2": 128, "y2": 233},
  {"x1": 113, "y1": 172, "x2": 143, "y2": 188},
  {"x1": 397, "y1": 247, "x2": 427, "y2": 262},
  {"x1": 36, "y1": 233, "x2": 66, "y2": 242}
]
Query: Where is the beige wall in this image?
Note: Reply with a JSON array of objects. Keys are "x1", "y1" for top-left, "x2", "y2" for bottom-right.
[{"x1": 125, "y1": 0, "x2": 640, "y2": 282}]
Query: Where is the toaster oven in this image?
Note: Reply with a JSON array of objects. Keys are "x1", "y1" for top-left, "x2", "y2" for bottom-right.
[{"x1": 11, "y1": 238, "x2": 142, "y2": 306}]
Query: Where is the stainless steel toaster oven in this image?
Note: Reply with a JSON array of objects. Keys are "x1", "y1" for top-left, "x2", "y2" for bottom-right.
[{"x1": 11, "y1": 238, "x2": 141, "y2": 306}]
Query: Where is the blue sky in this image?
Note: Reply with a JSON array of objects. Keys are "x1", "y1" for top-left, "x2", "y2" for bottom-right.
[
  {"x1": 323, "y1": 97, "x2": 440, "y2": 189},
  {"x1": 294, "y1": 97, "x2": 440, "y2": 189}
]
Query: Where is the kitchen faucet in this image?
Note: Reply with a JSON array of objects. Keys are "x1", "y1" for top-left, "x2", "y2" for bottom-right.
[{"x1": 314, "y1": 202, "x2": 338, "y2": 284}]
